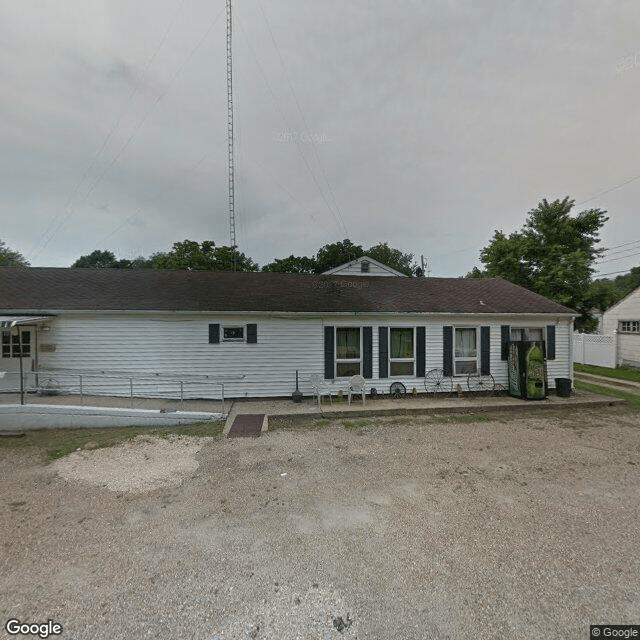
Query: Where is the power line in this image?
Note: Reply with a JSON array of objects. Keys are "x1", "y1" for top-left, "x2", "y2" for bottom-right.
[
  {"x1": 597, "y1": 250, "x2": 640, "y2": 265},
  {"x1": 236, "y1": 14, "x2": 341, "y2": 238},
  {"x1": 600, "y1": 240, "x2": 640, "y2": 257},
  {"x1": 602, "y1": 238, "x2": 640, "y2": 252},
  {"x1": 577, "y1": 173, "x2": 640, "y2": 206},
  {"x1": 599, "y1": 245, "x2": 640, "y2": 260},
  {"x1": 255, "y1": 0, "x2": 349, "y2": 238},
  {"x1": 32, "y1": 0, "x2": 190, "y2": 261},
  {"x1": 91, "y1": 152, "x2": 213, "y2": 251},
  {"x1": 34, "y1": 5, "x2": 225, "y2": 259},
  {"x1": 593, "y1": 268, "x2": 638, "y2": 278}
]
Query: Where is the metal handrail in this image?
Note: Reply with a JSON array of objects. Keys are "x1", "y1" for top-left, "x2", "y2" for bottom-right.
[{"x1": 1, "y1": 367, "x2": 244, "y2": 414}]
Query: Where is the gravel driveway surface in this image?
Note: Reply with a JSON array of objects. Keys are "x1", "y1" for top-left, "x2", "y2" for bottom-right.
[{"x1": 1, "y1": 407, "x2": 639, "y2": 639}]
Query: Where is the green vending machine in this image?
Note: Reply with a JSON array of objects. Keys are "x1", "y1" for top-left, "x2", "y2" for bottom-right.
[{"x1": 508, "y1": 341, "x2": 548, "y2": 400}]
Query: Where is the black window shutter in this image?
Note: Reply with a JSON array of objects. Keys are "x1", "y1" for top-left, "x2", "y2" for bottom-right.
[
  {"x1": 246, "y1": 323, "x2": 257, "y2": 343},
  {"x1": 324, "y1": 326, "x2": 334, "y2": 379},
  {"x1": 443, "y1": 326, "x2": 453, "y2": 377},
  {"x1": 546, "y1": 325, "x2": 556, "y2": 360},
  {"x1": 480, "y1": 326, "x2": 491, "y2": 375},
  {"x1": 209, "y1": 323, "x2": 220, "y2": 344},
  {"x1": 362, "y1": 327, "x2": 373, "y2": 379},
  {"x1": 501, "y1": 325, "x2": 510, "y2": 360},
  {"x1": 378, "y1": 326, "x2": 388, "y2": 378},
  {"x1": 416, "y1": 326, "x2": 426, "y2": 377}
]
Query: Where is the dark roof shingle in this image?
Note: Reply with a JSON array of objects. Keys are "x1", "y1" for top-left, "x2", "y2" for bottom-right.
[{"x1": 0, "y1": 267, "x2": 576, "y2": 315}]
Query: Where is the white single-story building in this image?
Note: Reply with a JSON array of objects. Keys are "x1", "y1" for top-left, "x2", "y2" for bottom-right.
[
  {"x1": 602, "y1": 285, "x2": 640, "y2": 367},
  {"x1": 0, "y1": 267, "x2": 575, "y2": 398}
]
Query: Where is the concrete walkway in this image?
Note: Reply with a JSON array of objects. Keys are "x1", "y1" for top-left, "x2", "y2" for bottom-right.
[
  {"x1": 0, "y1": 386, "x2": 626, "y2": 431},
  {"x1": 574, "y1": 371, "x2": 640, "y2": 392},
  {"x1": 224, "y1": 388, "x2": 624, "y2": 427}
]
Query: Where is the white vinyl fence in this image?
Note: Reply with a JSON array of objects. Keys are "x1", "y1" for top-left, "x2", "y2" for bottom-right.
[{"x1": 573, "y1": 333, "x2": 616, "y2": 368}]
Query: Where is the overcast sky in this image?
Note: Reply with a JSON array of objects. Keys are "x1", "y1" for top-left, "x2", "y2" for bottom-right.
[{"x1": 2, "y1": 0, "x2": 640, "y2": 277}]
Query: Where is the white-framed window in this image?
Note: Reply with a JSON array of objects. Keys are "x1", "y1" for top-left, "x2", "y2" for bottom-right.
[
  {"x1": 389, "y1": 327, "x2": 415, "y2": 376},
  {"x1": 454, "y1": 327, "x2": 477, "y2": 375},
  {"x1": 336, "y1": 327, "x2": 361, "y2": 377},
  {"x1": 1, "y1": 330, "x2": 31, "y2": 358},
  {"x1": 222, "y1": 326, "x2": 245, "y2": 342},
  {"x1": 510, "y1": 327, "x2": 545, "y2": 342},
  {"x1": 619, "y1": 320, "x2": 640, "y2": 333}
]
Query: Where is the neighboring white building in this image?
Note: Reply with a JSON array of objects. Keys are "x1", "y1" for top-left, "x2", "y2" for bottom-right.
[
  {"x1": 602, "y1": 286, "x2": 640, "y2": 367},
  {"x1": 0, "y1": 267, "x2": 575, "y2": 398},
  {"x1": 322, "y1": 256, "x2": 407, "y2": 277}
]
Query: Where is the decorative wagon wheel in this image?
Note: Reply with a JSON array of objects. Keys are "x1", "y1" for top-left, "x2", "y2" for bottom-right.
[
  {"x1": 389, "y1": 381, "x2": 407, "y2": 399},
  {"x1": 466, "y1": 372, "x2": 495, "y2": 395},
  {"x1": 423, "y1": 368, "x2": 453, "y2": 397}
]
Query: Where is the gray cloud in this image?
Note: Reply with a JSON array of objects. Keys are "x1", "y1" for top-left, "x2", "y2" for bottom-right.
[{"x1": 2, "y1": 0, "x2": 640, "y2": 275}]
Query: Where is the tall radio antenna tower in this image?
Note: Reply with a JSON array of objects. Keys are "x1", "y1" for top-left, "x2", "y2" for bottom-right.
[{"x1": 226, "y1": 0, "x2": 236, "y2": 251}]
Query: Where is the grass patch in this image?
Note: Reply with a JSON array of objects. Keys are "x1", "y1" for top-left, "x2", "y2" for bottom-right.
[
  {"x1": 267, "y1": 417, "x2": 333, "y2": 431},
  {"x1": 0, "y1": 421, "x2": 224, "y2": 461},
  {"x1": 442, "y1": 413, "x2": 493, "y2": 424},
  {"x1": 381, "y1": 416, "x2": 423, "y2": 427},
  {"x1": 342, "y1": 419, "x2": 370, "y2": 429},
  {"x1": 575, "y1": 363, "x2": 640, "y2": 384},
  {"x1": 574, "y1": 380, "x2": 640, "y2": 410}
]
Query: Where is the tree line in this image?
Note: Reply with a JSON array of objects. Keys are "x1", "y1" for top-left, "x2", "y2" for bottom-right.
[
  {"x1": 69, "y1": 238, "x2": 423, "y2": 276},
  {"x1": 2, "y1": 196, "x2": 639, "y2": 331}
]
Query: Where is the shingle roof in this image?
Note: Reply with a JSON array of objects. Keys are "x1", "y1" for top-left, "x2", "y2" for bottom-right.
[{"x1": 0, "y1": 267, "x2": 575, "y2": 315}]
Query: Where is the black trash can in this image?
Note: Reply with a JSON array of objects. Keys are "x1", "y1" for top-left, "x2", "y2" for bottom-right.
[{"x1": 555, "y1": 378, "x2": 572, "y2": 398}]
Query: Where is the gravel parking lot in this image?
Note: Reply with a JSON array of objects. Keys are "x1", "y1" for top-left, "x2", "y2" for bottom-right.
[{"x1": 1, "y1": 407, "x2": 639, "y2": 639}]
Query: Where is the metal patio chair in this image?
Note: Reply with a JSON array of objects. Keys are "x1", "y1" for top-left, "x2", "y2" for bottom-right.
[
  {"x1": 309, "y1": 373, "x2": 332, "y2": 406},
  {"x1": 347, "y1": 374, "x2": 366, "y2": 405}
]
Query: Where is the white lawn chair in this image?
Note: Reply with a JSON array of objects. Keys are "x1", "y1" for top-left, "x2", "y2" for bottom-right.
[
  {"x1": 309, "y1": 373, "x2": 332, "y2": 406},
  {"x1": 348, "y1": 375, "x2": 366, "y2": 405}
]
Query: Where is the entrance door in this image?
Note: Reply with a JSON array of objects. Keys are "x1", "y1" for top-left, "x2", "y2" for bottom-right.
[{"x1": 0, "y1": 329, "x2": 34, "y2": 392}]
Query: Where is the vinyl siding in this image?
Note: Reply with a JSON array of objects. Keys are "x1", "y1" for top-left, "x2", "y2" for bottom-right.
[
  {"x1": 602, "y1": 288, "x2": 640, "y2": 334},
  {"x1": 602, "y1": 288, "x2": 640, "y2": 366},
  {"x1": 31, "y1": 313, "x2": 573, "y2": 398},
  {"x1": 617, "y1": 334, "x2": 640, "y2": 367},
  {"x1": 326, "y1": 261, "x2": 403, "y2": 276}
]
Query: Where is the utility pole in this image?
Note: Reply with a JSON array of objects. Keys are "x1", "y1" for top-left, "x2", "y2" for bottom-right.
[{"x1": 226, "y1": 0, "x2": 236, "y2": 254}]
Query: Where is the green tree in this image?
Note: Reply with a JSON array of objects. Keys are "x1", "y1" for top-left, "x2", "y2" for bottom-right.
[
  {"x1": 366, "y1": 242, "x2": 419, "y2": 276},
  {"x1": 0, "y1": 239, "x2": 29, "y2": 266},
  {"x1": 210, "y1": 245, "x2": 259, "y2": 272},
  {"x1": 585, "y1": 279, "x2": 623, "y2": 313},
  {"x1": 262, "y1": 255, "x2": 317, "y2": 273},
  {"x1": 472, "y1": 197, "x2": 608, "y2": 329},
  {"x1": 150, "y1": 240, "x2": 216, "y2": 270},
  {"x1": 612, "y1": 265, "x2": 640, "y2": 296},
  {"x1": 150, "y1": 240, "x2": 258, "y2": 271},
  {"x1": 71, "y1": 250, "x2": 131, "y2": 268},
  {"x1": 314, "y1": 239, "x2": 364, "y2": 273},
  {"x1": 587, "y1": 265, "x2": 640, "y2": 312}
]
